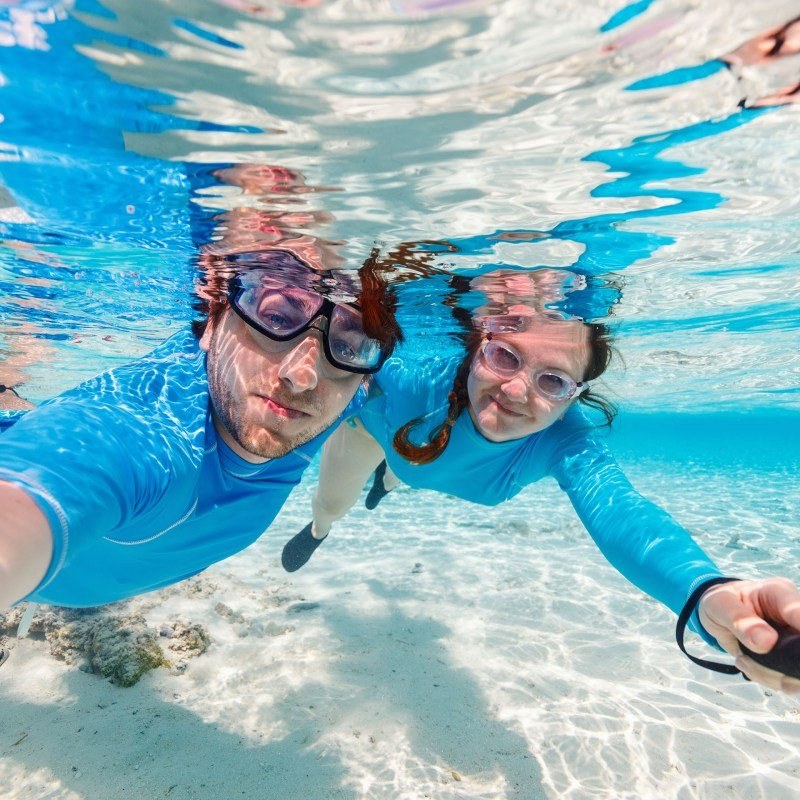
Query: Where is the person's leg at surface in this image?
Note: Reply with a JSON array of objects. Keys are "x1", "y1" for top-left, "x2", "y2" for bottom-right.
[
  {"x1": 0, "y1": 327, "x2": 47, "y2": 412},
  {"x1": 0, "y1": 356, "x2": 34, "y2": 412},
  {"x1": 0, "y1": 384, "x2": 33, "y2": 412},
  {"x1": 282, "y1": 419, "x2": 386, "y2": 572}
]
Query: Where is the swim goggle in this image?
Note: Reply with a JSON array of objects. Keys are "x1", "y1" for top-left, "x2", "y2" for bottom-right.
[
  {"x1": 228, "y1": 271, "x2": 389, "y2": 375},
  {"x1": 479, "y1": 337, "x2": 587, "y2": 402}
]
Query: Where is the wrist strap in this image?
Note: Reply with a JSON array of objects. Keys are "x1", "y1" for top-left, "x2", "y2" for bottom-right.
[{"x1": 675, "y1": 577, "x2": 744, "y2": 678}]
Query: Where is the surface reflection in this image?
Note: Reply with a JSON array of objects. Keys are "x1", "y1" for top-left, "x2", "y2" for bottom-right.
[{"x1": 202, "y1": 164, "x2": 344, "y2": 268}]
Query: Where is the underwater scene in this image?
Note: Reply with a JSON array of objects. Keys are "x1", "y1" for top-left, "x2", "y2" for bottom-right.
[{"x1": 0, "y1": 0, "x2": 799, "y2": 797}]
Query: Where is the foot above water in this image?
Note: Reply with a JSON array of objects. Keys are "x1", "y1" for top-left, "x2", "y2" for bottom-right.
[
  {"x1": 0, "y1": 384, "x2": 34, "y2": 411},
  {"x1": 281, "y1": 523, "x2": 327, "y2": 572}
]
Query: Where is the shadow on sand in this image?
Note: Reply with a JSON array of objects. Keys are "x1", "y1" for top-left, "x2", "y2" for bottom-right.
[{"x1": 0, "y1": 579, "x2": 545, "y2": 799}]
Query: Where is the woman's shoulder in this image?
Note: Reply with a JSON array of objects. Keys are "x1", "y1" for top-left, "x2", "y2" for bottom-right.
[
  {"x1": 375, "y1": 350, "x2": 462, "y2": 398},
  {"x1": 535, "y1": 404, "x2": 603, "y2": 450},
  {"x1": 537, "y1": 405, "x2": 615, "y2": 476},
  {"x1": 368, "y1": 350, "x2": 461, "y2": 433}
]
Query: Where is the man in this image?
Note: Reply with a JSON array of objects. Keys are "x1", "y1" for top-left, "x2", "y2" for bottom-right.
[{"x1": 0, "y1": 248, "x2": 402, "y2": 611}]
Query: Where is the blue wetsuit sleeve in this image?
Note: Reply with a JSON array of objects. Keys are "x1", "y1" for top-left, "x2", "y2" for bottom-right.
[
  {"x1": 0, "y1": 398, "x2": 186, "y2": 596},
  {"x1": 544, "y1": 414, "x2": 724, "y2": 646}
]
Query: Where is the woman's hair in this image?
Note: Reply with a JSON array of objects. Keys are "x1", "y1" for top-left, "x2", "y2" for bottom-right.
[
  {"x1": 190, "y1": 246, "x2": 403, "y2": 354},
  {"x1": 392, "y1": 276, "x2": 618, "y2": 466}
]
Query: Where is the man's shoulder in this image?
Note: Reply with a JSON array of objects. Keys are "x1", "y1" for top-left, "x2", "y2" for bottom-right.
[
  {"x1": 17, "y1": 329, "x2": 212, "y2": 452},
  {"x1": 0, "y1": 330, "x2": 211, "y2": 489},
  {"x1": 59, "y1": 329, "x2": 207, "y2": 410},
  {"x1": 115, "y1": 329, "x2": 205, "y2": 383}
]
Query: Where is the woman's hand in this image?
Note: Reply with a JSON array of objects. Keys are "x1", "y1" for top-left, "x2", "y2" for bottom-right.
[{"x1": 699, "y1": 578, "x2": 800, "y2": 693}]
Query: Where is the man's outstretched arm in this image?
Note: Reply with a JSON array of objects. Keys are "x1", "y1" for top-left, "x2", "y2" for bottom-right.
[{"x1": 0, "y1": 481, "x2": 52, "y2": 610}]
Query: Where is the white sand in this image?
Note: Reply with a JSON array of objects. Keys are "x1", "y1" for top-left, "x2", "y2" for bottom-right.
[{"x1": 2, "y1": 463, "x2": 800, "y2": 800}]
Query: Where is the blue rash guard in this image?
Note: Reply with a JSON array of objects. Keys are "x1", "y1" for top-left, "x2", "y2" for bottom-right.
[
  {"x1": 358, "y1": 354, "x2": 724, "y2": 633},
  {"x1": 0, "y1": 330, "x2": 364, "y2": 608}
]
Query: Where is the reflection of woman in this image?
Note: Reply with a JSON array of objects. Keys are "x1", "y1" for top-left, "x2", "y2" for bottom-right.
[{"x1": 283, "y1": 268, "x2": 800, "y2": 693}]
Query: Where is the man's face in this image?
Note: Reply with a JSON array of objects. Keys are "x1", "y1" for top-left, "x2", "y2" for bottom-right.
[{"x1": 200, "y1": 305, "x2": 363, "y2": 462}]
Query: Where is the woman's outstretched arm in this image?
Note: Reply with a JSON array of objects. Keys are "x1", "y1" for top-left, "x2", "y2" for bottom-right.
[
  {"x1": 547, "y1": 421, "x2": 722, "y2": 619},
  {"x1": 545, "y1": 414, "x2": 800, "y2": 691}
]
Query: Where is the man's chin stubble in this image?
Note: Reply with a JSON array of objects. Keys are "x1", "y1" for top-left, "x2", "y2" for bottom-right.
[
  {"x1": 205, "y1": 329, "x2": 343, "y2": 458},
  {"x1": 213, "y1": 381, "x2": 331, "y2": 458},
  {"x1": 236, "y1": 416, "x2": 333, "y2": 459}
]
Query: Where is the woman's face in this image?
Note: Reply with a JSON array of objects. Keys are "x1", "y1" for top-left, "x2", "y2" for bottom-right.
[{"x1": 467, "y1": 316, "x2": 591, "y2": 442}]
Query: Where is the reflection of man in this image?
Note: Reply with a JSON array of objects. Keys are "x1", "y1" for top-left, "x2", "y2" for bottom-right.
[
  {"x1": 205, "y1": 163, "x2": 345, "y2": 270},
  {"x1": 0, "y1": 249, "x2": 402, "y2": 614}
]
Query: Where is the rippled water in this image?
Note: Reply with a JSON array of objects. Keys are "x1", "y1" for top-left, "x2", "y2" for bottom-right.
[
  {"x1": 1, "y1": 0, "x2": 799, "y2": 414},
  {"x1": 1, "y1": 0, "x2": 800, "y2": 798}
]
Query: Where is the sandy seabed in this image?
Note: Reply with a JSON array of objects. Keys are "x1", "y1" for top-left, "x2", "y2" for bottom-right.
[{"x1": 2, "y1": 461, "x2": 799, "y2": 800}]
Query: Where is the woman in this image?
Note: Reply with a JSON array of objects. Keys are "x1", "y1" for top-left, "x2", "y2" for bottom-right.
[{"x1": 282, "y1": 268, "x2": 800, "y2": 692}]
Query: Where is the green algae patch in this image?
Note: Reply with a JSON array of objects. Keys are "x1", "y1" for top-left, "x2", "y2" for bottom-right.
[
  {"x1": 1, "y1": 606, "x2": 211, "y2": 687},
  {"x1": 88, "y1": 616, "x2": 170, "y2": 687}
]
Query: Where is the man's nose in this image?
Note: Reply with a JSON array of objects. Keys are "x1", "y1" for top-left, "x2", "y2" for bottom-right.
[
  {"x1": 499, "y1": 375, "x2": 529, "y2": 403},
  {"x1": 277, "y1": 331, "x2": 323, "y2": 392}
]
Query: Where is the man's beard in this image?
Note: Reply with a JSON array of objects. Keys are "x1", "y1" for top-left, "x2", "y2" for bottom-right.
[{"x1": 205, "y1": 328, "x2": 330, "y2": 459}]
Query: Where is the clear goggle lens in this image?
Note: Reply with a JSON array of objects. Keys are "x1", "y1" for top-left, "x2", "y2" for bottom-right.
[{"x1": 480, "y1": 339, "x2": 583, "y2": 401}]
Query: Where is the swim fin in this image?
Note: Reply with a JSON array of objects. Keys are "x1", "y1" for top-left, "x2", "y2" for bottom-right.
[
  {"x1": 281, "y1": 523, "x2": 327, "y2": 572},
  {"x1": 365, "y1": 460, "x2": 390, "y2": 510}
]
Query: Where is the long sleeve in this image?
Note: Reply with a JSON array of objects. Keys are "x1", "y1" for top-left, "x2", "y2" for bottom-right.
[
  {"x1": 0, "y1": 333, "x2": 208, "y2": 597},
  {"x1": 544, "y1": 411, "x2": 723, "y2": 630}
]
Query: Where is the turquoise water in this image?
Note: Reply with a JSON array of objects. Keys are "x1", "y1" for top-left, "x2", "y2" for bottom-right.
[{"x1": 1, "y1": 0, "x2": 800, "y2": 797}]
